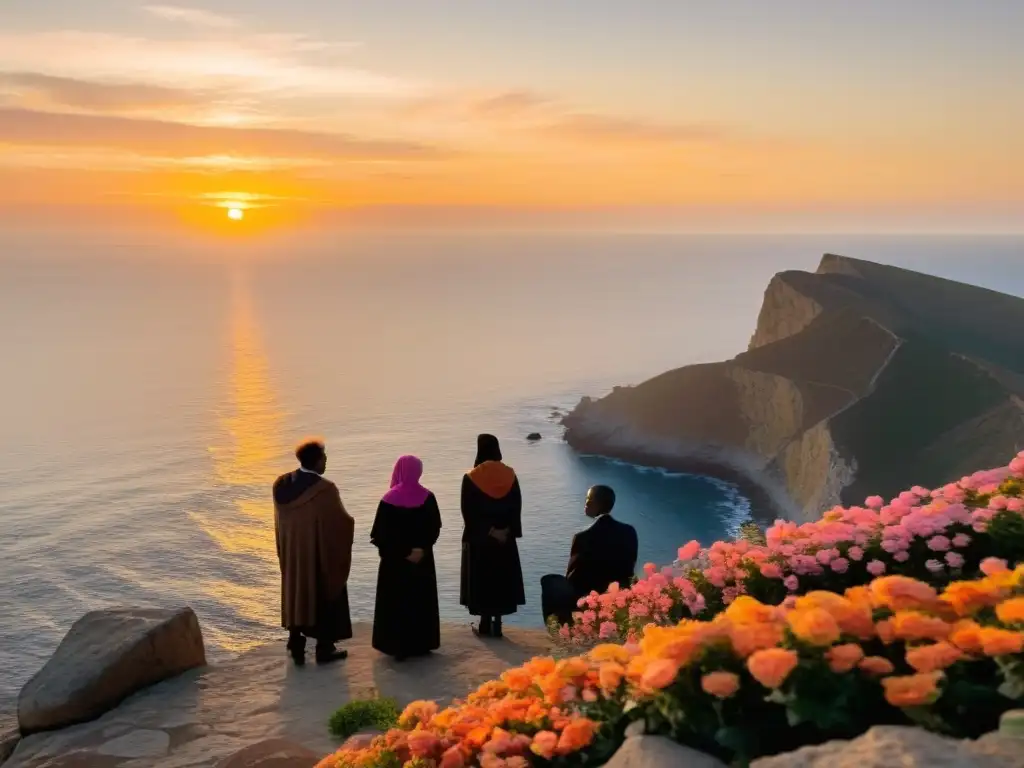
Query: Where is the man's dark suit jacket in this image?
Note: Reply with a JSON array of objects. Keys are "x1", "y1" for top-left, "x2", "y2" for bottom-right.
[{"x1": 565, "y1": 513, "x2": 639, "y2": 597}]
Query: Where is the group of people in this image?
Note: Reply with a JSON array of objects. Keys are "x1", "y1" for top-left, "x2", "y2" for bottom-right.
[{"x1": 272, "y1": 434, "x2": 638, "y2": 665}]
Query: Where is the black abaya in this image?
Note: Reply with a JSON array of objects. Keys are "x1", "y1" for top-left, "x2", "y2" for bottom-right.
[
  {"x1": 459, "y1": 473, "x2": 526, "y2": 617},
  {"x1": 370, "y1": 493, "x2": 442, "y2": 657}
]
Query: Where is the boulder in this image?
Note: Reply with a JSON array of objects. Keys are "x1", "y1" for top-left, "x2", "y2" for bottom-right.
[
  {"x1": 216, "y1": 739, "x2": 319, "y2": 768},
  {"x1": 17, "y1": 607, "x2": 205, "y2": 735},
  {"x1": 750, "y1": 725, "x2": 1024, "y2": 767},
  {"x1": 600, "y1": 736, "x2": 726, "y2": 768},
  {"x1": 0, "y1": 728, "x2": 19, "y2": 764},
  {"x1": 526, "y1": 432, "x2": 542, "y2": 441}
]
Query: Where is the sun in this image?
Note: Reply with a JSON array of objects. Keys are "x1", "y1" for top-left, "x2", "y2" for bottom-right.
[{"x1": 227, "y1": 207, "x2": 244, "y2": 221}]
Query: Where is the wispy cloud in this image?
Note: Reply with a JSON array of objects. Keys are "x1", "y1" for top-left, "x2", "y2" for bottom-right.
[
  {"x1": 0, "y1": 71, "x2": 208, "y2": 113},
  {"x1": 143, "y1": 4, "x2": 238, "y2": 29},
  {"x1": 542, "y1": 113, "x2": 731, "y2": 145},
  {"x1": 0, "y1": 107, "x2": 444, "y2": 161}
]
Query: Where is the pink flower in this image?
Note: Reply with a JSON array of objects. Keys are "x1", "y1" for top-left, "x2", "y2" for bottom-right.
[
  {"x1": 1008, "y1": 499, "x2": 1024, "y2": 513},
  {"x1": 678, "y1": 540, "x2": 701, "y2": 561},
  {"x1": 846, "y1": 546, "x2": 864, "y2": 562},
  {"x1": 927, "y1": 536, "x2": 951, "y2": 552},
  {"x1": 865, "y1": 495, "x2": 885, "y2": 509},
  {"x1": 988, "y1": 495, "x2": 1009, "y2": 511},
  {"x1": 866, "y1": 559, "x2": 886, "y2": 576},
  {"x1": 784, "y1": 575, "x2": 799, "y2": 591},
  {"x1": 760, "y1": 563, "x2": 783, "y2": 579},
  {"x1": 951, "y1": 533, "x2": 971, "y2": 548},
  {"x1": 981, "y1": 557, "x2": 1009, "y2": 575},
  {"x1": 830, "y1": 557, "x2": 850, "y2": 574},
  {"x1": 599, "y1": 621, "x2": 618, "y2": 639},
  {"x1": 894, "y1": 551, "x2": 910, "y2": 562},
  {"x1": 925, "y1": 559, "x2": 945, "y2": 573},
  {"x1": 1010, "y1": 456, "x2": 1024, "y2": 476},
  {"x1": 643, "y1": 563, "x2": 657, "y2": 576},
  {"x1": 944, "y1": 552, "x2": 965, "y2": 569}
]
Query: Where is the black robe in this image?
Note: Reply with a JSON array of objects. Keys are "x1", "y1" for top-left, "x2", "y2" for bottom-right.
[
  {"x1": 459, "y1": 464, "x2": 526, "y2": 617},
  {"x1": 370, "y1": 493, "x2": 442, "y2": 657}
]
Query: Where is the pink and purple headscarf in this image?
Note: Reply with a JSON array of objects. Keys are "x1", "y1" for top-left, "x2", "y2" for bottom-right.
[{"x1": 381, "y1": 454, "x2": 431, "y2": 508}]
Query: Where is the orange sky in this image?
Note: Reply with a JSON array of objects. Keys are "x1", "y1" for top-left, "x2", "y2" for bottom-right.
[{"x1": 1, "y1": 2, "x2": 1022, "y2": 232}]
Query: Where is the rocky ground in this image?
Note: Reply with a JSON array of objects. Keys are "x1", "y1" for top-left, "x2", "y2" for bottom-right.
[{"x1": 5, "y1": 622, "x2": 553, "y2": 768}]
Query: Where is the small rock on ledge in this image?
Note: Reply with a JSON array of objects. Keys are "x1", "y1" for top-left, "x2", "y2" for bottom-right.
[
  {"x1": 750, "y1": 725, "x2": 1024, "y2": 768},
  {"x1": 17, "y1": 606, "x2": 206, "y2": 735},
  {"x1": 600, "y1": 736, "x2": 726, "y2": 768},
  {"x1": 526, "y1": 432, "x2": 542, "y2": 441}
]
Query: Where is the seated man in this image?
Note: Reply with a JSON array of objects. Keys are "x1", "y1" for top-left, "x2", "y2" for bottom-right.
[{"x1": 541, "y1": 485, "x2": 639, "y2": 628}]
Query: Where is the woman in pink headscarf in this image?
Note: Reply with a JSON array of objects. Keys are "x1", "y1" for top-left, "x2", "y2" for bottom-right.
[{"x1": 370, "y1": 454, "x2": 442, "y2": 659}]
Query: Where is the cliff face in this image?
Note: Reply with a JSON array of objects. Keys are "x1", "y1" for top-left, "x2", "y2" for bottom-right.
[{"x1": 562, "y1": 254, "x2": 1024, "y2": 520}]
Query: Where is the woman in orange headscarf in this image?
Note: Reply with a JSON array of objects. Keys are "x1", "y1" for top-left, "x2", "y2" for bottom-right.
[{"x1": 459, "y1": 434, "x2": 526, "y2": 637}]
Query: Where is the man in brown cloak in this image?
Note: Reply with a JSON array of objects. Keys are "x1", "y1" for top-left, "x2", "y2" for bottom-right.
[{"x1": 273, "y1": 438, "x2": 354, "y2": 665}]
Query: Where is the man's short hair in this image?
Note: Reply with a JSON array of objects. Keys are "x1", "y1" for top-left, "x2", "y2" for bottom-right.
[
  {"x1": 590, "y1": 484, "x2": 616, "y2": 514},
  {"x1": 295, "y1": 438, "x2": 326, "y2": 470}
]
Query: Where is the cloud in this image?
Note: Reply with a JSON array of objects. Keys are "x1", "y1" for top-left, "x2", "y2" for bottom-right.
[
  {"x1": 542, "y1": 113, "x2": 731, "y2": 145},
  {"x1": 0, "y1": 30, "x2": 413, "y2": 98},
  {"x1": 0, "y1": 71, "x2": 208, "y2": 113},
  {"x1": 0, "y1": 107, "x2": 444, "y2": 161},
  {"x1": 143, "y1": 4, "x2": 238, "y2": 29}
]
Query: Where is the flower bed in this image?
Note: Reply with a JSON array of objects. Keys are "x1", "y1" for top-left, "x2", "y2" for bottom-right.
[
  {"x1": 561, "y1": 452, "x2": 1024, "y2": 645},
  {"x1": 319, "y1": 564, "x2": 1024, "y2": 767}
]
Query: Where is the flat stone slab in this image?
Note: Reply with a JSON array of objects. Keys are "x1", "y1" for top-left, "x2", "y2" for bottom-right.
[
  {"x1": 18, "y1": 607, "x2": 206, "y2": 735},
  {"x1": 5, "y1": 623, "x2": 552, "y2": 768},
  {"x1": 215, "y1": 738, "x2": 318, "y2": 767},
  {"x1": 601, "y1": 735, "x2": 727, "y2": 767}
]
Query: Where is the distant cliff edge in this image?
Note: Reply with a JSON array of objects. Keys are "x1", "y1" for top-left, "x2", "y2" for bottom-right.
[{"x1": 562, "y1": 254, "x2": 1024, "y2": 520}]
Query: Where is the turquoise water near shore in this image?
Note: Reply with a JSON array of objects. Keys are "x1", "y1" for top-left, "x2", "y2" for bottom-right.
[{"x1": 1, "y1": 232, "x2": 1022, "y2": 704}]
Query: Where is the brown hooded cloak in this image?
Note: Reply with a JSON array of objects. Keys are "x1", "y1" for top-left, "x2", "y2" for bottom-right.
[{"x1": 273, "y1": 471, "x2": 354, "y2": 641}]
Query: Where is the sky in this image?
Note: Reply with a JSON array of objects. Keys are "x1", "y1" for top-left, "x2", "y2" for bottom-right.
[{"x1": 1, "y1": 0, "x2": 1022, "y2": 233}]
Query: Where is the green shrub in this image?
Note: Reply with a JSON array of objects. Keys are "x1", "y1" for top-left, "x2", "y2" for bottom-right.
[{"x1": 327, "y1": 696, "x2": 400, "y2": 740}]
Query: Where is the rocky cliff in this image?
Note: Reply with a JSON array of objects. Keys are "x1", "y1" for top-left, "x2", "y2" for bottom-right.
[{"x1": 562, "y1": 254, "x2": 1024, "y2": 520}]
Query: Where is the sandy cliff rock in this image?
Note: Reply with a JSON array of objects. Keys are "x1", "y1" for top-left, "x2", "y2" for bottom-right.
[
  {"x1": 17, "y1": 607, "x2": 206, "y2": 736},
  {"x1": 563, "y1": 254, "x2": 1024, "y2": 519}
]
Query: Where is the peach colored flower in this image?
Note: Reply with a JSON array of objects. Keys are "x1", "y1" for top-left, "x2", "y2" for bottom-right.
[
  {"x1": 728, "y1": 621, "x2": 783, "y2": 657},
  {"x1": 787, "y1": 608, "x2": 841, "y2": 646},
  {"x1": 949, "y1": 619, "x2": 984, "y2": 654},
  {"x1": 501, "y1": 668, "x2": 533, "y2": 693},
  {"x1": 701, "y1": 671, "x2": 741, "y2": 699},
  {"x1": 598, "y1": 662, "x2": 625, "y2": 692},
  {"x1": 905, "y1": 642, "x2": 963, "y2": 673},
  {"x1": 440, "y1": 746, "x2": 466, "y2": 768},
  {"x1": 640, "y1": 658, "x2": 681, "y2": 691},
  {"x1": 978, "y1": 627, "x2": 1024, "y2": 656},
  {"x1": 858, "y1": 656, "x2": 895, "y2": 676},
  {"x1": 826, "y1": 643, "x2": 865, "y2": 673},
  {"x1": 881, "y1": 671, "x2": 943, "y2": 707},
  {"x1": 589, "y1": 644, "x2": 632, "y2": 664},
  {"x1": 530, "y1": 731, "x2": 558, "y2": 759},
  {"x1": 996, "y1": 596, "x2": 1024, "y2": 625},
  {"x1": 747, "y1": 648, "x2": 799, "y2": 688}
]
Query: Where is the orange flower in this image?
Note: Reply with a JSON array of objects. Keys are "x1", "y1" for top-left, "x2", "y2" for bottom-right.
[
  {"x1": 399, "y1": 700, "x2": 439, "y2": 728},
  {"x1": 978, "y1": 627, "x2": 1024, "y2": 656},
  {"x1": 858, "y1": 656, "x2": 895, "y2": 676},
  {"x1": 640, "y1": 658, "x2": 681, "y2": 691},
  {"x1": 875, "y1": 619, "x2": 896, "y2": 644},
  {"x1": 598, "y1": 662, "x2": 625, "y2": 692},
  {"x1": 905, "y1": 642, "x2": 963, "y2": 673},
  {"x1": 747, "y1": 648, "x2": 799, "y2": 688},
  {"x1": 556, "y1": 718, "x2": 597, "y2": 754},
  {"x1": 881, "y1": 671, "x2": 943, "y2": 707},
  {"x1": 501, "y1": 668, "x2": 534, "y2": 693},
  {"x1": 530, "y1": 731, "x2": 558, "y2": 759},
  {"x1": 890, "y1": 611, "x2": 951, "y2": 642},
  {"x1": 787, "y1": 608, "x2": 841, "y2": 646},
  {"x1": 949, "y1": 619, "x2": 984, "y2": 654},
  {"x1": 870, "y1": 576, "x2": 938, "y2": 612},
  {"x1": 728, "y1": 621, "x2": 784, "y2": 657},
  {"x1": 590, "y1": 644, "x2": 632, "y2": 664},
  {"x1": 556, "y1": 657, "x2": 591, "y2": 679},
  {"x1": 797, "y1": 591, "x2": 871, "y2": 637},
  {"x1": 523, "y1": 657, "x2": 557, "y2": 677},
  {"x1": 996, "y1": 597, "x2": 1024, "y2": 625},
  {"x1": 826, "y1": 643, "x2": 865, "y2": 673},
  {"x1": 725, "y1": 595, "x2": 778, "y2": 624},
  {"x1": 701, "y1": 671, "x2": 741, "y2": 699},
  {"x1": 440, "y1": 746, "x2": 466, "y2": 768},
  {"x1": 407, "y1": 729, "x2": 442, "y2": 758},
  {"x1": 941, "y1": 580, "x2": 1003, "y2": 617}
]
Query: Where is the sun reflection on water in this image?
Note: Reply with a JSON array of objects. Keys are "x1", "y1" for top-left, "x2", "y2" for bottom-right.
[{"x1": 188, "y1": 272, "x2": 289, "y2": 652}]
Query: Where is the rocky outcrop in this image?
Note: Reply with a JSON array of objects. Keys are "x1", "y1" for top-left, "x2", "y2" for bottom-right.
[
  {"x1": 5, "y1": 623, "x2": 552, "y2": 767},
  {"x1": 563, "y1": 255, "x2": 1024, "y2": 519},
  {"x1": 750, "y1": 725, "x2": 1024, "y2": 767},
  {"x1": 216, "y1": 739, "x2": 319, "y2": 767},
  {"x1": 17, "y1": 607, "x2": 206, "y2": 735}
]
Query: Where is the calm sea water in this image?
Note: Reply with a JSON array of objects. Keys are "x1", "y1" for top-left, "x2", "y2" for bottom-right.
[{"x1": 2, "y1": 232, "x2": 1023, "y2": 703}]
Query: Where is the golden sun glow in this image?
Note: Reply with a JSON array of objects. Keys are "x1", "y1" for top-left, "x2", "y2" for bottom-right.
[{"x1": 227, "y1": 207, "x2": 244, "y2": 221}]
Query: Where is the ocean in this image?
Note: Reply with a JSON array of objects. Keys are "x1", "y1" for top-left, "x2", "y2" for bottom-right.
[{"x1": 2, "y1": 232, "x2": 1023, "y2": 704}]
